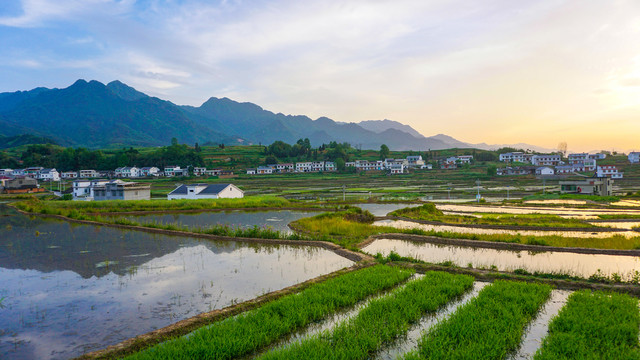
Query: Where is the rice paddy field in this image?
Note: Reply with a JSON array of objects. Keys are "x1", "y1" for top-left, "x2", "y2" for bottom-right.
[{"x1": 5, "y1": 178, "x2": 640, "y2": 359}]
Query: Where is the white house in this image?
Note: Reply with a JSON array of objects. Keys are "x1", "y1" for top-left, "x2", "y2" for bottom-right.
[
  {"x1": 38, "y1": 168, "x2": 60, "y2": 181},
  {"x1": 589, "y1": 153, "x2": 607, "y2": 160},
  {"x1": 205, "y1": 168, "x2": 222, "y2": 176},
  {"x1": 164, "y1": 166, "x2": 189, "y2": 177},
  {"x1": 531, "y1": 154, "x2": 562, "y2": 166},
  {"x1": 115, "y1": 166, "x2": 140, "y2": 178},
  {"x1": 499, "y1": 152, "x2": 533, "y2": 163},
  {"x1": 535, "y1": 167, "x2": 555, "y2": 176},
  {"x1": 0, "y1": 169, "x2": 13, "y2": 177},
  {"x1": 25, "y1": 167, "x2": 43, "y2": 177},
  {"x1": 597, "y1": 165, "x2": 623, "y2": 179},
  {"x1": 406, "y1": 155, "x2": 425, "y2": 167},
  {"x1": 629, "y1": 152, "x2": 640, "y2": 163},
  {"x1": 295, "y1": 162, "x2": 313, "y2": 173},
  {"x1": 457, "y1": 155, "x2": 473, "y2": 164},
  {"x1": 246, "y1": 168, "x2": 256, "y2": 175},
  {"x1": 167, "y1": 183, "x2": 244, "y2": 200},
  {"x1": 72, "y1": 179, "x2": 110, "y2": 200},
  {"x1": 61, "y1": 171, "x2": 78, "y2": 179},
  {"x1": 567, "y1": 153, "x2": 588, "y2": 165},
  {"x1": 79, "y1": 169, "x2": 99, "y2": 178},
  {"x1": 140, "y1": 167, "x2": 160, "y2": 177},
  {"x1": 388, "y1": 164, "x2": 405, "y2": 174},
  {"x1": 257, "y1": 166, "x2": 273, "y2": 174}
]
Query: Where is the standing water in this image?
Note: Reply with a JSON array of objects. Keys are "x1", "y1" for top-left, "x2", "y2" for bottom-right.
[{"x1": 0, "y1": 206, "x2": 352, "y2": 360}]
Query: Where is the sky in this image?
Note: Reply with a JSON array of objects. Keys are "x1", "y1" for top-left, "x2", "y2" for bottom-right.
[{"x1": 1, "y1": 0, "x2": 640, "y2": 152}]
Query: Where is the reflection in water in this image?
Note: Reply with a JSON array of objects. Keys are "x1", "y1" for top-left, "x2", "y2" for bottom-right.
[
  {"x1": 363, "y1": 239, "x2": 640, "y2": 280},
  {"x1": 113, "y1": 210, "x2": 320, "y2": 234},
  {"x1": 374, "y1": 219, "x2": 638, "y2": 238},
  {"x1": 436, "y1": 204, "x2": 640, "y2": 217},
  {"x1": 0, "y1": 206, "x2": 352, "y2": 360},
  {"x1": 352, "y1": 203, "x2": 420, "y2": 217}
]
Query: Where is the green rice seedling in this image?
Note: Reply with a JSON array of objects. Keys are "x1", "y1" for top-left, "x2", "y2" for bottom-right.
[
  {"x1": 534, "y1": 290, "x2": 640, "y2": 359},
  {"x1": 259, "y1": 271, "x2": 474, "y2": 360},
  {"x1": 405, "y1": 280, "x2": 552, "y2": 360},
  {"x1": 124, "y1": 265, "x2": 414, "y2": 360}
]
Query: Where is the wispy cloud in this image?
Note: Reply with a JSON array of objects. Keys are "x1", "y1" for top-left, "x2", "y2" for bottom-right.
[{"x1": 1, "y1": 0, "x2": 640, "y2": 151}]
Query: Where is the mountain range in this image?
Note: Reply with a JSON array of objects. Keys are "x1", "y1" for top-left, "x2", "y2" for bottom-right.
[{"x1": 0, "y1": 79, "x2": 553, "y2": 151}]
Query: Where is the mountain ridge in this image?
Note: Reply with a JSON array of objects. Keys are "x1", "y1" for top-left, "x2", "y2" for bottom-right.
[{"x1": 0, "y1": 80, "x2": 552, "y2": 151}]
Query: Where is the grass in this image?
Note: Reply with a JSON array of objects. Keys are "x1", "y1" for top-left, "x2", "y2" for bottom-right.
[
  {"x1": 534, "y1": 290, "x2": 640, "y2": 359},
  {"x1": 390, "y1": 203, "x2": 601, "y2": 229},
  {"x1": 292, "y1": 211, "x2": 640, "y2": 250},
  {"x1": 405, "y1": 280, "x2": 552, "y2": 360},
  {"x1": 13, "y1": 196, "x2": 325, "y2": 215},
  {"x1": 258, "y1": 271, "x2": 474, "y2": 360},
  {"x1": 124, "y1": 265, "x2": 414, "y2": 360}
]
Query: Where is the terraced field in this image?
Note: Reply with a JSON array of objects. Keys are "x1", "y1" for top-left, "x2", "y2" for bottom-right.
[{"x1": 111, "y1": 267, "x2": 640, "y2": 360}]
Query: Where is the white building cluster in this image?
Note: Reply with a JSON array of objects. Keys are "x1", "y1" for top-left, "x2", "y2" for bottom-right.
[{"x1": 497, "y1": 151, "x2": 623, "y2": 178}]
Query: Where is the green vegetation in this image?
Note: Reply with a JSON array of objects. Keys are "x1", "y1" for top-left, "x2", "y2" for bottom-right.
[
  {"x1": 535, "y1": 290, "x2": 640, "y2": 359},
  {"x1": 523, "y1": 193, "x2": 621, "y2": 203},
  {"x1": 13, "y1": 196, "x2": 319, "y2": 215},
  {"x1": 405, "y1": 280, "x2": 552, "y2": 360},
  {"x1": 391, "y1": 203, "x2": 601, "y2": 229},
  {"x1": 292, "y1": 211, "x2": 640, "y2": 250},
  {"x1": 124, "y1": 265, "x2": 414, "y2": 360},
  {"x1": 259, "y1": 271, "x2": 474, "y2": 360}
]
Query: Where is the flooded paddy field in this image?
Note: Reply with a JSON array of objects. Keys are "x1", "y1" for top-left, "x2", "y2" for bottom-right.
[
  {"x1": 0, "y1": 207, "x2": 352, "y2": 360},
  {"x1": 363, "y1": 238, "x2": 640, "y2": 280},
  {"x1": 436, "y1": 203, "x2": 640, "y2": 217},
  {"x1": 374, "y1": 219, "x2": 639, "y2": 238},
  {"x1": 109, "y1": 209, "x2": 322, "y2": 234},
  {"x1": 351, "y1": 203, "x2": 420, "y2": 217}
]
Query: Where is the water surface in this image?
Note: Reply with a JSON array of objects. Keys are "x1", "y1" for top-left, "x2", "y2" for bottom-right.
[
  {"x1": 363, "y1": 238, "x2": 640, "y2": 280},
  {"x1": 112, "y1": 209, "x2": 320, "y2": 234},
  {"x1": 0, "y1": 207, "x2": 352, "y2": 360},
  {"x1": 352, "y1": 203, "x2": 420, "y2": 217}
]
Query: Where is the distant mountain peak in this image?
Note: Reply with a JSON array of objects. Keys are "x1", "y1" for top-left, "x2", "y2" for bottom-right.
[
  {"x1": 106, "y1": 80, "x2": 149, "y2": 101},
  {"x1": 357, "y1": 119, "x2": 425, "y2": 139}
]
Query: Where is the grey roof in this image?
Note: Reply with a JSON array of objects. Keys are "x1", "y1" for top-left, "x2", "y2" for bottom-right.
[
  {"x1": 168, "y1": 183, "x2": 235, "y2": 196},
  {"x1": 199, "y1": 184, "x2": 231, "y2": 194}
]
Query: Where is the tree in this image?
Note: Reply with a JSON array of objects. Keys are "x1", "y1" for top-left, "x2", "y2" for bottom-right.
[
  {"x1": 335, "y1": 158, "x2": 346, "y2": 172},
  {"x1": 171, "y1": 137, "x2": 179, "y2": 146},
  {"x1": 558, "y1": 142, "x2": 567, "y2": 157},
  {"x1": 194, "y1": 143, "x2": 201, "y2": 153},
  {"x1": 379, "y1": 144, "x2": 390, "y2": 160},
  {"x1": 487, "y1": 165, "x2": 497, "y2": 176},
  {"x1": 265, "y1": 155, "x2": 278, "y2": 165}
]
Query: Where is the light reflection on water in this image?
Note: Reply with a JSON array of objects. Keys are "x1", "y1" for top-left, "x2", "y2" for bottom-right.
[
  {"x1": 363, "y1": 238, "x2": 640, "y2": 280},
  {"x1": 113, "y1": 209, "x2": 320, "y2": 234},
  {"x1": 436, "y1": 204, "x2": 640, "y2": 216},
  {"x1": 0, "y1": 206, "x2": 352, "y2": 360},
  {"x1": 374, "y1": 219, "x2": 638, "y2": 238},
  {"x1": 352, "y1": 203, "x2": 420, "y2": 217}
]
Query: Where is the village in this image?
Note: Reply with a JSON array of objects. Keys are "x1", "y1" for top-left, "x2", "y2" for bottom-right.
[{"x1": 0, "y1": 150, "x2": 638, "y2": 201}]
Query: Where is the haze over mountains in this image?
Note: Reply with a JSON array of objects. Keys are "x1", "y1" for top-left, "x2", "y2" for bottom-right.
[{"x1": 0, "y1": 80, "x2": 553, "y2": 151}]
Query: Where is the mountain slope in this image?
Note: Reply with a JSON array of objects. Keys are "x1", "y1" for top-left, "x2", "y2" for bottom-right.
[
  {"x1": 357, "y1": 119, "x2": 425, "y2": 139},
  {"x1": 0, "y1": 80, "x2": 231, "y2": 148}
]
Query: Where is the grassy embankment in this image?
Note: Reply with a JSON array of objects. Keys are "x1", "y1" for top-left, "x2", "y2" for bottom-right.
[
  {"x1": 404, "y1": 280, "x2": 552, "y2": 360},
  {"x1": 390, "y1": 203, "x2": 601, "y2": 228},
  {"x1": 292, "y1": 210, "x2": 640, "y2": 250},
  {"x1": 12, "y1": 196, "x2": 339, "y2": 240},
  {"x1": 258, "y1": 271, "x2": 474, "y2": 360},
  {"x1": 534, "y1": 290, "x2": 640, "y2": 359},
  {"x1": 521, "y1": 193, "x2": 621, "y2": 203},
  {"x1": 124, "y1": 265, "x2": 414, "y2": 360}
]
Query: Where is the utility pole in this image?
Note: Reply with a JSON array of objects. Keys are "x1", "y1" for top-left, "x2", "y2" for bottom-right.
[
  {"x1": 447, "y1": 183, "x2": 452, "y2": 200},
  {"x1": 476, "y1": 179, "x2": 481, "y2": 202},
  {"x1": 342, "y1": 184, "x2": 346, "y2": 201},
  {"x1": 507, "y1": 185, "x2": 510, "y2": 200}
]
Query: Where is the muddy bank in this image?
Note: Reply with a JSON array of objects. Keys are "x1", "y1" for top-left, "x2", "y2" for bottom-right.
[
  {"x1": 360, "y1": 233, "x2": 640, "y2": 257},
  {"x1": 74, "y1": 264, "x2": 374, "y2": 360},
  {"x1": 378, "y1": 216, "x2": 626, "y2": 232},
  {"x1": 13, "y1": 208, "x2": 369, "y2": 263}
]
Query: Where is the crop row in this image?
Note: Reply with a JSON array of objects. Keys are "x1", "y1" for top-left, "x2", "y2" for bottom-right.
[
  {"x1": 124, "y1": 265, "x2": 413, "y2": 360},
  {"x1": 405, "y1": 280, "x2": 552, "y2": 359},
  {"x1": 258, "y1": 271, "x2": 474, "y2": 359},
  {"x1": 535, "y1": 290, "x2": 640, "y2": 359}
]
